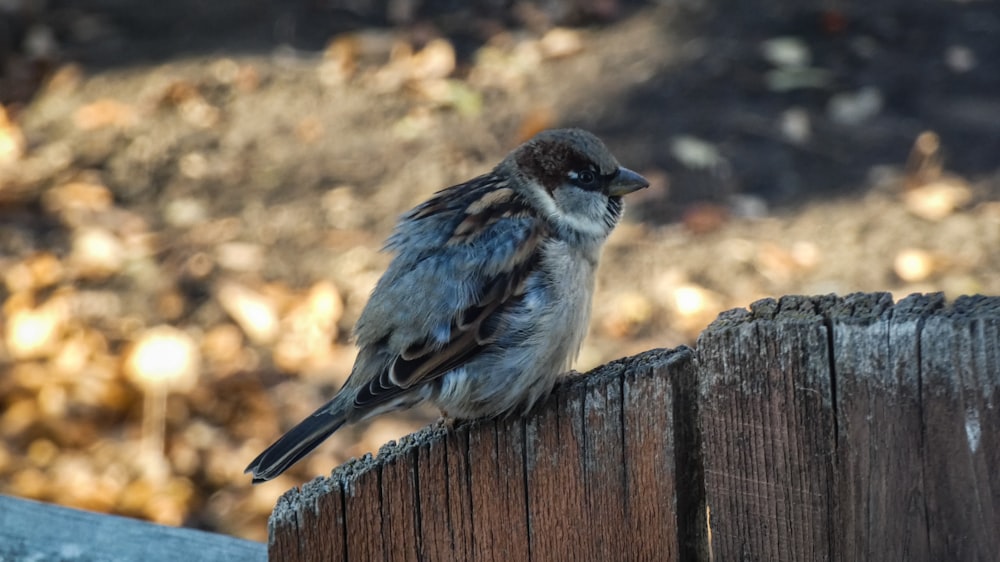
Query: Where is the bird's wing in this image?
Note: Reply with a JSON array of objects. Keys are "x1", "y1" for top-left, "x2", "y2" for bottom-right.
[{"x1": 352, "y1": 178, "x2": 546, "y2": 410}]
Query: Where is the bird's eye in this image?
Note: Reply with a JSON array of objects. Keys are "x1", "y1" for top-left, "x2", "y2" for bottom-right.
[{"x1": 571, "y1": 169, "x2": 598, "y2": 188}]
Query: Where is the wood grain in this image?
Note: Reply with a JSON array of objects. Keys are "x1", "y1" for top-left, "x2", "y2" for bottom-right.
[
  {"x1": 269, "y1": 347, "x2": 691, "y2": 562},
  {"x1": 919, "y1": 295, "x2": 1000, "y2": 561},
  {"x1": 829, "y1": 292, "x2": 934, "y2": 560},
  {"x1": 698, "y1": 293, "x2": 1000, "y2": 562},
  {"x1": 697, "y1": 295, "x2": 838, "y2": 562}
]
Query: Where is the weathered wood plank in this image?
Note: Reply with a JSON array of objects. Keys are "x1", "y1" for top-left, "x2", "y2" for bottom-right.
[
  {"x1": 581, "y1": 369, "x2": 628, "y2": 558},
  {"x1": 697, "y1": 295, "x2": 838, "y2": 562},
  {"x1": 268, "y1": 347, "x2": 692, "y2": 561},
  {"x1": 412, "y1": 432, "x2": 458, "y2": 560},
  {"x1": 380, "y1": 446, "x2": 420, "y2": 562},
  {"x1": 524, "y1": 380, "x2": 589, "y2": 561},
  {"x1": 0, "y1": 494, "x2": 265, "y2": 562},
  {"x1": 919, "y1": 295, "x2": 1000, "y2": 560},
  {"x1": 829, "y1": 292, "x2": 936, "y2": 560},
  {"x1": 698, "y1": 292, "x2": 1000, "y2": 562},
  {"x1": 343, "y1": 455, "x2": 389, "y2": 562},
  {"x1": 623, "y1": 352, "x2": 686, "y2": 561},
  {"x1": 467, "y1": 415, "x2": 531, "y2": 562}
]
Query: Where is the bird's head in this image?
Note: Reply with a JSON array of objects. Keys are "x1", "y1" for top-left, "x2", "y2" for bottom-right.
[{"x1": 501, "y1": 128, "x2": 648, "y2": 243}]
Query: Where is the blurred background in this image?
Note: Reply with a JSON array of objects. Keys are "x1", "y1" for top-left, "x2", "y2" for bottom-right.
[{"x1": 1, "y1": 0, "x2": 998, "y2": 543}]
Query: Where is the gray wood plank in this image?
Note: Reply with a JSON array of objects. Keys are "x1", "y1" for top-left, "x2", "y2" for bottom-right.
[
  {"x1": 0, "y1": 494, "x2": 265, "y2": 562},
  {"x1": 829, "y1": 292, "x2": 935, "y2": 559}
]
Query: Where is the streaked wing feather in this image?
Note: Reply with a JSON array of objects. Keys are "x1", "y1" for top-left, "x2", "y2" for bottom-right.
[{"x1": 354, "y1": 187, "x2": 544, "y2": 411}]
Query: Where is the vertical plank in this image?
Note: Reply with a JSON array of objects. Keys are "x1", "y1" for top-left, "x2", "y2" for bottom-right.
[
  {"x1": 442, "y1": 428, "x2": 475, "y2": 561},
  {"x1": 268, "y1": 493, "x2": 304, "y2": 562},
  {"x1": 342, "y1": 455, "x2": 388, "y2": 562},
  {"x1": 379, "y1": 445, "x2": 420, "y2": 562},
  {"x1": 623, "y1": 351, "x2": 684, "y2": 561},
  {"x1": 524, "y1": 383, "x2": 589, "y2": 561},
  {"x1": 581, "y1": 363, "x2": 628, "y2": 560},
  {"x1": 830, "y1": 292, "x2": 936, "y2": 560},
  {"x1": 919, "y1": 295, "x2": 1000, "y2": 560},
  {"x1": 413, "y1": 433, "x2": 456, "y2": 561},
  {"x1": 698, "y1": 296, "x2": 837, "y2": 562},
  {"x1": 466, "y1": 417, "x2": 531, "y2": 561},
  {"x1": 270, "y1": 477, "x2": 348, "y2": 562}
]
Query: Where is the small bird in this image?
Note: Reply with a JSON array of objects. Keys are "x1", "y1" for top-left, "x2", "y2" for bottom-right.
[{"x1": 246, "y1": 128, "x2": 648, "y2": 482}]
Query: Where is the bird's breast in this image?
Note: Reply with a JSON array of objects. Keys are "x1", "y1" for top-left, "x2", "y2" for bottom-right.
[{"x1": 537, "y1": 240, "x2": 597, "y2": 363}]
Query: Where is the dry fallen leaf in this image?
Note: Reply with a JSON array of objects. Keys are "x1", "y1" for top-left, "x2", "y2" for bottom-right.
[
  {"x1": 893, "y1": 248, "x2": 937, "y2": 283},
  {"x1": 515, "y1": 106, "x2": 557, "y2": 143},
  {"x1": 216, "y1": 281, "x2": 280, "y2": 345},
  {"x1": 903, "y1": 131, "x2": 944, "y2": 191},
  {"x1": 4, "y1": 296, "x2": 70, "y2": 360},
  {"x1": 600, "y1": 290, "x2": 655, "y2": 339},
  {"x1": 318, "y1": 36, "x2": 358, "y2": 87},
  {"x1": 0, "y1": 104, "x2": 26, "y2": 164},
  {"x1": 70, "y1": 227, "x2": 126, "y2": 280},
  {"x1": 902, "y1": 178, "x2": 972, "y2": 221},
  {"x1": 539, "y1": 27, "x2": 584, "y2": 59},
  {"x1": 682, "y1": 203, "x2": 729, "y2": 234},
  {"x1": 409, "y1": 38, "x2": 456, "y2": 81},
  {"x1": 273, "y1": 281, "x2": 344, "y2": 372},
  {"x1": 669, "y1": 283, "x2": 722, "y2": 335},
  {"x1": 125, "y1": 325, "x2": 201, "y2": 392},
  {"x1": 73, "y1": 99, "x2": 138, "y2": 130},
  {"x1": 42, "y1": 180, "x2": 114, "y2": 218},
  {"x1": 202, "y1": 323, "x2": 244, "y2": 366}
]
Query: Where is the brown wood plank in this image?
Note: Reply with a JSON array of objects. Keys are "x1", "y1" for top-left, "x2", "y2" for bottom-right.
[
  {"x1": 380, "y1": 445, "x2": 421, "y2": 562},
  {"x1": 466, "y1": 416, "x2": 531, "y2": 561},
  {"x1": 697, "y1": 295, "x2": 838, "y2": 562},
  {"x1": 524, "y1": 380, "x2": 589, "y2": 561},
  {"x1": 622, "y1": 351, "x2": 685, "y2": 561},
  {"x1": 413, "y1": 432, "x2": 456, "y2": 561},
  {"x1": 442, "y1": 428, "x2": 475, "y2": 561},
  {"x1": 581, "y1": 362, "x2": 628, "y2": 560},
  {"x1": 343, "y1": 455, "x2": 389, "y2": 562},
  {"x1": 270, "y1": 477, "x2": 348, "y2": 562}
]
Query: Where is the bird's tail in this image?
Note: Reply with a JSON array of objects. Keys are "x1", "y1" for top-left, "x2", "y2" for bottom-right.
[{"x1": 245, "y1": 408, "x2": 346, "y2": 483}]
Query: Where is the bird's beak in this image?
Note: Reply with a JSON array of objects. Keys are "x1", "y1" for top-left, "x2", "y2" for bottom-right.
[{"x1": 608, "y1": 167, "x2": 649, "y2": 196}]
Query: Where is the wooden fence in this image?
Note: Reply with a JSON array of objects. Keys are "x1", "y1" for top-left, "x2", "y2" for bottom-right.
[{"x1": 269, "y1": 293, "x2": 999, "y2": 562}]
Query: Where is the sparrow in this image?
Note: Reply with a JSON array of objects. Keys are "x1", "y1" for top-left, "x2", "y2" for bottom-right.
[{"x1": 246, "y1": 128, "x2": 648, "y2": 482}]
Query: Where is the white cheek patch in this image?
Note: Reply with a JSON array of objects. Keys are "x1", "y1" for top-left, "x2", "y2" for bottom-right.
[
  {"x1": 552, "y1": 191, "x2": 614, "y2": 238},
  {"x1": 528, "y1": 181, "x2": 611, "y2": 239},
  {"x1": 556, "y1": 207, "x2": 612, "y2": 238}
]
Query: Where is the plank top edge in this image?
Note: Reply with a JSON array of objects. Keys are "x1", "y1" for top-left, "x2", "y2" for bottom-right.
[
  {"x1": 703, "y1": 292, "x2": 998, "y2": 334},
  {"x1": 269, "y1": 346, "x2": 693, "y2": 531}
]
